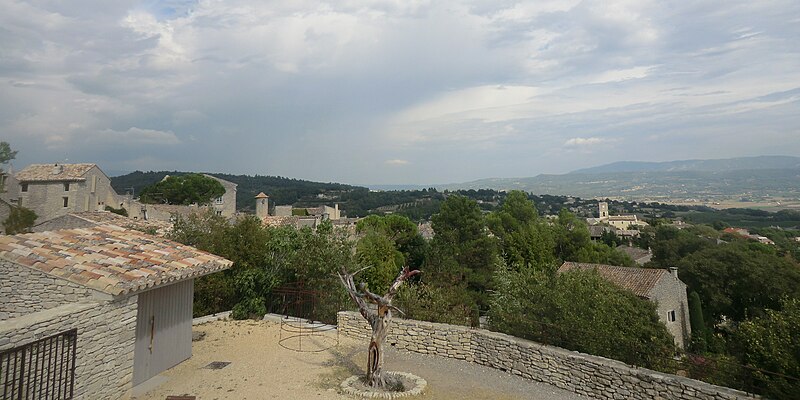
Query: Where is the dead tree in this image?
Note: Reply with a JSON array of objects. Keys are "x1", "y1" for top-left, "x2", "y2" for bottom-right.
[{"x1": 338, "y1": 265, "x2": 420, "y2": 388}]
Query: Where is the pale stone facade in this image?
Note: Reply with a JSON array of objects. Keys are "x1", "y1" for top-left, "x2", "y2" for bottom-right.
[
  {"x1": 0, "y1": 260, "x2": 137, "y2": 399},
  {"x1": 338, "y1": 312, "x2": 757, "y2": 400},
  {"x1": 12, "y1": 164, "x2": 121, "y2": 224}
]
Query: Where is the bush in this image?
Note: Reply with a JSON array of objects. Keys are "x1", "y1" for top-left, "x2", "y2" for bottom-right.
[
  {"x1": 489, "y1": 264, "x2": 676, "y2": 371},
  {"x1": 3, "y1": 206, "x2": 37, "y2": 234}
]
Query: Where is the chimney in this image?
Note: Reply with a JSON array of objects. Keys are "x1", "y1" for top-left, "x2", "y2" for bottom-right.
[
  {"x1": 51, "y1": 163, "x2": 63, "y2": 175},
  {"x1": 669, "y1": 267, "x2": 678, "y2": 279}
]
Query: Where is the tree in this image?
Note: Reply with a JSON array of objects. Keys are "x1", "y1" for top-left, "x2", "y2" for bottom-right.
[
  {"x1": 734, "y1": 298, "x2": 800, "y2": 399},
  {"x1": 0, "y1": 142, "x2": 17, "y2": 192},
  {"x1": 487, "y1": 190, "x2": 555, "y2": 270},
  {"x1": 688, "y1": 291, "x2": 708, "y2": 353},
  {"x1": 3, "y1": 206, "x2": 37, "y2": 234},
  {"x1": 338, "y1": 265, "x2": 420, "y2": 388},
  {"x1": 429, "y1": 195, "x2": 497, "y2": 309},
  {"x1": 489, "y1": 264, "x2": 676, "y2": 370},
  {"x1": 139, "y1": 173, "x2": 225, "y2": 205},
  {"x1": 356, "y1": 214, "x2": 427, "y2": 269},
  {"x1": 678, "y1": 242, "x2": 800, "y2": 324}
]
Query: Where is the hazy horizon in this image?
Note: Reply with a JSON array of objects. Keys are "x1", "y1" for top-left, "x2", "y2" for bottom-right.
[{"x1": 2, "y1": 1, "x2": 799, "y2": 184}]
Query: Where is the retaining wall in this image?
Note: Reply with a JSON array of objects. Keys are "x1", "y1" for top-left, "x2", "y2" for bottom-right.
[{"x1": 337, "y1": 311, "x2": 757, "y2": 400}]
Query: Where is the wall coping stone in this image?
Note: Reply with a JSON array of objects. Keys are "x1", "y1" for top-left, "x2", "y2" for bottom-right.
[
  {"x1": 337, "y1": 311, "x2": 758, "y2": 400},
  {"x1": 0, "y1": 302, "x2": 98, "y2": 335}
]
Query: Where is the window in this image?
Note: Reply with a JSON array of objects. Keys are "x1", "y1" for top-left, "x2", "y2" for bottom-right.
[
  {"x1": 21, "y1": 183, "x2": 28, "y2": 192},
  {"x1": 215, "y1": 196, "x2": 224, "y2": 205},
  {"x1": 64, "y1": 182, "x2": 70, "y2": 191},
  {"x1": 63, "y1": 197, "x2": 69, "y2": 207},
  {"x1": 215, "y1": 210, "x2": 223, "y2": 216},
  {"x1": 667, "y1": 310, "x2": 676, "y2": 322}
]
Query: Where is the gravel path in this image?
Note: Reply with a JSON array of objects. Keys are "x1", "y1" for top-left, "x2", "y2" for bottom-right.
[{"x1": 133, "y1": 319, "x2": 587, "y2": 400}]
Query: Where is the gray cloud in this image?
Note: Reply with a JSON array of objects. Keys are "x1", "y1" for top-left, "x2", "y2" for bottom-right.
[{"x1": 1, "y1": 0, "x2": 798, "y2": 184}]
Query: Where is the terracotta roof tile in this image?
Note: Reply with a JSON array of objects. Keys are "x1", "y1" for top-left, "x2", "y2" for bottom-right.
[
  {"x1": 0, "y1": 225, "x2": 232, "y2": 296},
  {"x1": 16, "y1": 163, "x2": 97, "y2": 182},
  {"x1": 557, "y1": 262, "x2": 668, "y2": 298}
]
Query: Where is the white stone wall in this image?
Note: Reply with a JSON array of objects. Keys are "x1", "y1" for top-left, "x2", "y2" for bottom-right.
[
  {"x1": 0, "y1": 260, "x2": 101, "y2": 320},
  {"x1": 337, "y1": 311, "x2": 757, "y2": 400},
  {"x1": 0, "y1": 299, "x2": 138, "y2": 400}
]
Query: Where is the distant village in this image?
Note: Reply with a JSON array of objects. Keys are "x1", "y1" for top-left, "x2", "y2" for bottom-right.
[{"x1": 0, "y1": 162, "x2": 361, "y2": 235}]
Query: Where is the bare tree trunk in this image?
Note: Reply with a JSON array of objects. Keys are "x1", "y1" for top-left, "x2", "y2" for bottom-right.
[{"x1": 338, "y1": 266, "x2": 419, "y2": 389}]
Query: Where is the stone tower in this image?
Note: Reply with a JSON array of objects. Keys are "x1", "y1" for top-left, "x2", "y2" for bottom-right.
[
  {"x1": 598, "y1": 202, "x2": 609, "y2": 219},
  {"x1": 255, "y1": 192, "x2": 269, "y2": 219}
]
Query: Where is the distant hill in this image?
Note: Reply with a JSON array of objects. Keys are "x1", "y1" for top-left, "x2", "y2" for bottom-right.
[
  {"x1": 570, "y1": 156, "x2": 800, "y2": 174},
  {"x1": 111, "y1": 171, "x2": 360, "y2": 212},
  {"x1": 443, "y1": 168, "x2": 800, "y2": 201}
]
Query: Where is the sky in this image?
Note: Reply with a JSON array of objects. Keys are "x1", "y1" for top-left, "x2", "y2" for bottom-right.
[{"x1": 1, "y1": 0, "x2": 799, "y2": 185}]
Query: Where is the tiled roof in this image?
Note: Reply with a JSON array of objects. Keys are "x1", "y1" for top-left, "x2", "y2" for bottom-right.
[
  {"x1": 69, "y1": 212, "x2": 173, "y2": 236},
  {"x1": 558, "y1": 262, "x2": 668, "y2": 298},
  {"x1": 262, "y1": 215, "x2": 300, "y2": 227},
  {"x1": 0, "y1": 225, "x2": 232, "y2": 296},
  {"x1": 616, "y1": 245, "x2": 651, "y2": 261},
  {"x1": 255, "y1": 192, "x2": 268, "y2": 199},
  {"x1": 16, "y1": 163, "x2": 97, "y2": 182}
]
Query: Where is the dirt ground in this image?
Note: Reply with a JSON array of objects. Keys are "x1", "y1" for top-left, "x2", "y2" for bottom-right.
[{"x1": 134, "y1": 319, "x2": 586, "y2": 400}]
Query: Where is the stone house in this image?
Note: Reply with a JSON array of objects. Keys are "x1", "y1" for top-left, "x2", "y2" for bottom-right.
[
  {"x1": 123, "y1": 174, "x2": 237, "y2": 222},
  {"x1": 558, "y1": 262, "x2": 691, "y2": 349},
  {"x1": 616, "y1": 245, "x2": 653, "y2": 265},
  {"x1": 11, "y1": 163, "x2": 122, "y2": 224},
  {"x1": 0, "y1": 225, "x2": 232, "y2": 399},
  {"x1": 204, "y1": 174, "x2": 237, "y2": 217}
]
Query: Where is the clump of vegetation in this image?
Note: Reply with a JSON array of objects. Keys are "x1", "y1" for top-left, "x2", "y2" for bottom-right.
[
  {"x1": 140, "y1": 173, "x2": 225, "y2": 205},
  {"x1": 4, "y1": 206, "x2": 37, "y2": 234},
  {"x1": 105, "y1": 205, "x2": 128, "y2": 216}
]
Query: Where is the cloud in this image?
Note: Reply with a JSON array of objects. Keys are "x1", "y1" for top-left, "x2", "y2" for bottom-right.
[
  {"x1": 385, "y1": 159, "x2": 409, "y2": 166},
  {"x1": 564, "y1": 137, "x2": 605, "y2": 147},
  {"x1": 0, "y1": 0, "x2": 799, "y2": 184},
  {"x1": 94, "y1": 127, "x2": 181, "y2": 146}
]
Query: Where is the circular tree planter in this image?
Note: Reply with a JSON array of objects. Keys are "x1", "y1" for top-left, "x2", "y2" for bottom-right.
[{"x1": 341, "y1": 372, "x2": 427, "y2": 399}]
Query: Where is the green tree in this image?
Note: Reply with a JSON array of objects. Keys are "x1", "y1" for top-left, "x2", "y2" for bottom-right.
[
  {"x1": 688, "y1": 291, "x2": 708, "y2": 353},
  {"x1": 678, "y1": 242, "x2": 800, "y2": 324},
  {"x1": 429, "y1": 195, "x2": 497, "y2": 309},
  {"x1": 3, "y1": 206, "x2": 37, "y2": 234},
  {"x1": 356, "y1": 214, "x2": 427, "y2": 269},
  {"x1": 139, "y1": 173, "x2": 225, "y2": 205},
  {"x1": 734, "y1": 298, "x2": 800, "y2": 399},
  {"x1": 355, "y1": 230, "x2": 405, "y2": 294},
  {"x1": 487, "y1": 190, "x2": 555, "y2": 270},
  {"x1": 489, "y1": 264, "x2": 676, "y2": 370},
  {"x1": 552, "y1": 208, "x2": 593, "y2": 261}
]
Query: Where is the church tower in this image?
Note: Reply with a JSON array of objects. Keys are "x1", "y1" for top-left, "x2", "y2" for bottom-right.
[{"x1": 599, "y1": 201, "x2": 609, "y2": 219}]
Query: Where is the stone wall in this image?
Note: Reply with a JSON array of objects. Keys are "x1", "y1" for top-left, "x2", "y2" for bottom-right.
[
  {"x1": 0, "y1": 260, "x2": 102, "y2": 320},
  {"x1": 337, "y1": 311, "x2": 757, "y2": 400},
  {"x1": 0, "y1": 297, "x2": 138, "y2": 399},
  {"x1": 651, "y1": 271, "x2": 691, "y2": 349}
]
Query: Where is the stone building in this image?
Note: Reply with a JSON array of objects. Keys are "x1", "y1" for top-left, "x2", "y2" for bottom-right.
[
  {"x1": 204, "y1": 174, "x2": 237, "y2": 217},
  {"x1": 123, "y1": 174, "x2": 238, "y2": 222},
  {"x1": 558, "y1": 262, "x2": 691, "y2": 349},
  {"x1": 0, "y1": 225, "x2": 232, "y2": 399},
  {"x1": 587, "y1": 202, "x2": 648, "y2": 230},
  {"x1": 11, "y1": 163, "x2": 122, "y2": 224}
]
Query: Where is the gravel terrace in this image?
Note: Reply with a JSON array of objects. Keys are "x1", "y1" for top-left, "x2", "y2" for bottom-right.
[{"x1": 133, "y1": 319, "x2": 587, "y2": 400}]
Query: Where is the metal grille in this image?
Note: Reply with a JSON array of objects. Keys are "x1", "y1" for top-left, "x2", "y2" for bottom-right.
[{"x1": 0, "y1": 329, "x2": 77, "y2": 400}]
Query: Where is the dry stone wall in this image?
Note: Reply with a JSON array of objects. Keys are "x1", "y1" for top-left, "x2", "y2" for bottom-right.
[
  {"x1": 337, "y1": 311, "x2": 757, "y2": 400},
  {"x1": 0, "y1": 297, "x2": 138, "y2": 399},
  {"x1": 0, "y1": 260, "x2": 100, "y2": 320}
]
